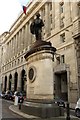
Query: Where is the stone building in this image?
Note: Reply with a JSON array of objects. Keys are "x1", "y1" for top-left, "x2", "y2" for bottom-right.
[{"x1": 0, "y1": 0, "x2": 80, "y2": 104}]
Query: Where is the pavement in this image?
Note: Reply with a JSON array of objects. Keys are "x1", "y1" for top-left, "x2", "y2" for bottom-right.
[{"x1": 9, "y1": 104, "x2": 80, "y2": 120}]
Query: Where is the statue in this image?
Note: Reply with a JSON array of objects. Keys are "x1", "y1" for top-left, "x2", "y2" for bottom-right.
[{"x1": 30, "y1": 13, "x2": 44, "y2": 41}]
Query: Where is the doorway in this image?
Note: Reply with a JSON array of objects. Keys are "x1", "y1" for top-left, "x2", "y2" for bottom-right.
[
  {"x1": 21, "y1": 69, "x2": 26, "y2": 91},
  {"x1": 4, "y1": 76, "x2": 7, "y2": 92},
  {"x1": 14, "y1": 72, "x2": 18, "y2": 91},
  {"x1": 54, "y1": 72, "x2": 68, "y2": 101},
  {"x1": 9, "y1": 74, "x2": 12, "y2": 90}
]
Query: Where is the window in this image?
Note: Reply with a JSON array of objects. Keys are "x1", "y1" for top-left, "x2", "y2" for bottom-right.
[
  {"x1": 49, "y1": 2, "x2": 52, "y2": 11},
  {"x1": 50, "y1": 14, "x2": 52, "y2": 24},
  {"x1": 15, "y1": 61, "x2": 16, "y2": 65},
  {"x1": 56, "y1": 56, "x2": 60, "y2": 64},
  {"x1": 60, "y1": 33, "x2": 65, "y2": 43},
  {"x1": 60, "y1": 17, "x2": 64, "y2": 28},
  {"x1": 61, "y1": 55, "x2": 65, "y2": 63},
  {"x1": 56, "y1": 55, "x2": 65, "y2": 64},
  {"x1": 18, "y1": 59, "x2": 20, "y2": 64},
  {"x1": 21, "y1": 57, "x2": 23, "y2": 62}
]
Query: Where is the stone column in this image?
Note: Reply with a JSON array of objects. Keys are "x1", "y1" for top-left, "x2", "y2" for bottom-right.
[
  {"x1": 7, "y1": 43, "x2": 9, "y2": 61},
  {"x1": 45, "y1": 3, "x2": 50, "y2": 37},
  {"x1": 20, "y1": 29, "x2": 23, "y2": 51},
  {"x1": 55, "y1": 3, "x2": 60, "y2": 31},
  {"x1": 18, "y1": 31, "x2": 20, "y2": 53},
  {"x1": 15, "y1": 35, "x2": 17, "y2": 55},
  {"x1": 65, "y1": 2, "x2": 72, "y2": 27},
  {"x1": 52, "y1": 2, "x2": 55, "y2": 29},
  {"x1": 12, "y1": 39, "x2": 13, "y2": 57},
  {"x1": 7, "y1": 76, "x2": 9, "y2": 90},
  {"x1": 25, "y1": 23, "x2": 28, "y2": 49},
  {"x1": 24, "y1": 25, "x2": 26, "y2": 49},
  {"x1": 16, "y1": 34, "x2": 18, "y2": 54},
  {"x1": 27, "y1": 22, "x2": 32, "y2": 49},
  {"x1": 11, "y1": 40, "x2": 12, "y2": 58},
  {"x1": 19, "y1": 30, "x2": 22, "y2": 53},
  {"x1": 8, "y1": 42, "x2": 10, "y2": 59},
  {"x1": 11, "y1": 76, "x2": 14, "y2": 91},
  {"x1": 14, "y1": 36, "x2": 16, "y2": 56},
  {"x1": 13, "y1": 37, "x2": 15, "y2": 56},
  {"x1": 72, "y1": 2, "x2": 78, "y2": 20},
  {"x1": 22, "y1": 27, "x2": 24, "y2": 50},
  {"x1": 17, "y1": 73, "x2": 21, "y2": 91}
]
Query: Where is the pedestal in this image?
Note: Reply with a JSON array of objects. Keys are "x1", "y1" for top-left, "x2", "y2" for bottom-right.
[
  {"x1": 24, "y1": 40, "x2": 56, "y2": 100},
  {"x1": 23, "y1": 41, "x2": 64, "y2": 118}
]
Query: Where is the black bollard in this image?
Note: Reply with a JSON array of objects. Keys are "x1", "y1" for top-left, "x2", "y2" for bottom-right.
[
  {"x1": 66, "y1": 102, "x2": 70, "y2": 120},
  {"x1": 19, "y1": 103, "x2": 21, "y2": 110}
]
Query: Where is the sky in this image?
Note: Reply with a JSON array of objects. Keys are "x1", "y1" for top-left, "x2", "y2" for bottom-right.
[{"x1": 0, "y1": 0, "x2": 29, "y2": 35}]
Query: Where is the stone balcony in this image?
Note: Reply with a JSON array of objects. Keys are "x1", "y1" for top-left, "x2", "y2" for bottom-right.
[{"x1": 54, "y1": 63, "x2": 69, "y2": 74}]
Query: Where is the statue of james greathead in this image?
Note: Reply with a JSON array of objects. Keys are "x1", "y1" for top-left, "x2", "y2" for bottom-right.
[{"x1": 30, "y1": 13, "x2": 44, "y2": 41}]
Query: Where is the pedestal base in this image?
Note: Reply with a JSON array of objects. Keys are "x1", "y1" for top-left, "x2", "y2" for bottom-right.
[{"x1": 21, "y1": 100, "x2": 64, "y2": 118}]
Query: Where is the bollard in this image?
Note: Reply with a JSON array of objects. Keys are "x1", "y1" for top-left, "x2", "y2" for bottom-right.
[
  {"x1": 19, "y1": 103, "x2": 21, "y2": 110},
  {"x1": 66, "y1": 102, "x2": 70, "y2": 120}
]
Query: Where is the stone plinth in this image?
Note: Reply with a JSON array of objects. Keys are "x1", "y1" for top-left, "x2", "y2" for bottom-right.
[{"x1": 24, "y1": 41, "x2": 56, "y2": 101}]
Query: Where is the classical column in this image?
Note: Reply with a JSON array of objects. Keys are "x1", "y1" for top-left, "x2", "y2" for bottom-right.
[
  {"x1": 22, "y1": 28, "x2": 24, "y2": 50},
  {"x1": 65, "y1": 2, "x2": 72, "y2": 27},
  {"x1": 7, "y1": 77, "x2": 9, "y2": 90},
  {"x1": 15, "y1": 34, "x2": 18, "y2": 54},
  {"x1": 20, "y1": 29, "x2": 23, "y2": 51},
  {"x1": 72, "y1": 2, "x2": 78, "y2": 20},
  {"x1": 14, "y1": 36, "x2": 16, "y2": 56},
  {"x1": 8, "y1": 42, "x2": 10, "y2": 59},
  {"x1": 7, "y1": 43, "x2": 9, "y2": 61},
  {"x1": 25, "y1": 23, "x2": 28, "y2": 49},
  {"x1": 27, "y1": 21, "x2": 32, "y2": 49},
  {"x1": 55, "y1": 3, "x2": 60, "y2": 31},
  {"x1": 52, "y1": 2, "x2": 55, "y2": 29},
  {"x1": 17, "y1": 73, "x2": 21, "y2": 91},
  {"x1": 11, "y1": 39, "x2": 12, "y2": 58},
  {"x1": 45, "y1": 3, "x2": 50, "y2": 37},
  {"x1": 11, "y1": 76, "x2": 14, "y2": 91},
  {"x1": 24, "y1": 25, "x2": 26, "y2": 49},
  {"x1": 19, "y1": 30, "x2": 21, "y2": 53},
  {"x1": 18, "y1": 31, "x2": 20, "y2": 53}
]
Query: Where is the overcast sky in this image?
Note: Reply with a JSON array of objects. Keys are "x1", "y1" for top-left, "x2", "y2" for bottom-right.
[{"x1": 0, "y1": 0, "x2": 29, "y2": 35}]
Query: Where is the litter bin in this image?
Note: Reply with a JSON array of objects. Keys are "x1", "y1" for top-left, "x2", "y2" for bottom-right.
[{"x1": 14, "y1": 96, "x2": 18, "y2": 105}]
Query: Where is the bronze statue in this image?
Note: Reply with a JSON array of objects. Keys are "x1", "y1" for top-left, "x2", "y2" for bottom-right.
[{"x1": 30, "y1": 13, "x2": 44, "y2": 41}]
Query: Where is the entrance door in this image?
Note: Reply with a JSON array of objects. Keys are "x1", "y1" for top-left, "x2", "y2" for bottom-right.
[{"x1": 54, "y1": 72, "x2": 68, "y2": 101}]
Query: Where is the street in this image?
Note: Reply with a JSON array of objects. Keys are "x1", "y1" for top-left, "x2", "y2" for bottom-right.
[
  {"x1": 0, "y1": 98, "x2": 79, "y2": 120},
  {"x1": 1, "y1": 98, "x2": 25, "y2": 120}
]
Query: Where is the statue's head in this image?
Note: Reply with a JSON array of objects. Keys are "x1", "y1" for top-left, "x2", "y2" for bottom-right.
[{"x1": 36, "y1": 13, "x2": 40, "y2": 18}]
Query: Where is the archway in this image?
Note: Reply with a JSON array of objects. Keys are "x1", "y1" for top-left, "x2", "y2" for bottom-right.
[
  {"x1": 4, "y1": 76, "x2": 7, "y2": 92},
  {"x1": 9, "y1": 74, "x2": 12, "y2": 90},
  {"x1": 14, "y1": 72, "x2": 18, "y2": 91},
  {"x1": 21, "y1": 69, "x2": 26, "y2": 91}
]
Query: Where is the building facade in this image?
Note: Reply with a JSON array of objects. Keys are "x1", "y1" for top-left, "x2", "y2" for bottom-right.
[{"x1": 0, "y1": 0, "x2": 80, "y2": 103}]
